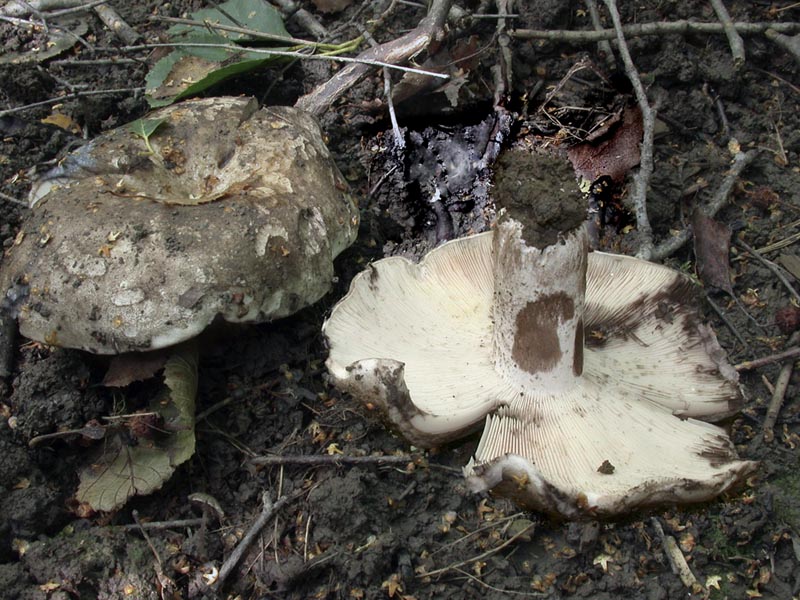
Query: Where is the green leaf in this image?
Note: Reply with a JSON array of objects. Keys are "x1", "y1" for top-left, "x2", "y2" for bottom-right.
[
  {"x1": 169, "y1": 0, "x2": 290, "y2": 42},
  {"x1": 145, "y1": 0, "x2": 291, "y2": 106},
  {"x1": 75, "y1": 345, "x2": 198, "y2": 512},
  {"x1": 146, "y1": 50, "x2": 277, "y2": 108},
  {"x1": 127, "y1": 117, "x2": 167, "y2": 141}
]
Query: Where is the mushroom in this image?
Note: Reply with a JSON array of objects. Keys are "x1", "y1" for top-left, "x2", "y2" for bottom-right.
[
  {"x1": 1, "y1": 97, "x2": 359, "y2": 353},
  {"x1": 322, "y1": 151, "x2": 755, "y2": 518}
]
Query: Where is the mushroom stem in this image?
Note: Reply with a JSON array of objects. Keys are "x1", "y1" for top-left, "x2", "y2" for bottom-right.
[{"x1": 492, "y1": 219, "x2": 588, "y2": 392}]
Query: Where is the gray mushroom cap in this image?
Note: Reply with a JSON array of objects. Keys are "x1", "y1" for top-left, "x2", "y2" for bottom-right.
[{"x1": 1, "y1": 97, "x2": 359, "y2": 353}]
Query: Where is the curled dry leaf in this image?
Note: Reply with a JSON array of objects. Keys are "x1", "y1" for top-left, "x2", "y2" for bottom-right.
[
  {"x1": 692, "y1": 211, "x2": 733, "y2": 295},
  {"x1": 567, "y1": 106, "x2": 644, "y2": 183}
]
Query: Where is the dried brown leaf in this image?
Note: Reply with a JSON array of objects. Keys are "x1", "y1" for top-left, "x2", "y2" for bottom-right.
[
  {"x1": 567, "y1": 106, "x2": 643, "y2": 183},
  {"x1": 692, "y1": 211, "x2": 733, "y2": 294},
  {"x1": 103, "y1": 351, "x2": 169, "y2": 387}
]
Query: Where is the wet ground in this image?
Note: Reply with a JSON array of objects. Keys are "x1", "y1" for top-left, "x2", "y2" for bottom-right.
[{"x1": 1, "y1": 1, "x2": 799, "y2": 599}]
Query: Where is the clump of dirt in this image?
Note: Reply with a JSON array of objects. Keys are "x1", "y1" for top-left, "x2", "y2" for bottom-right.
[{"x1": 493, "y1": 149, "x2": 585, "y2": 246}]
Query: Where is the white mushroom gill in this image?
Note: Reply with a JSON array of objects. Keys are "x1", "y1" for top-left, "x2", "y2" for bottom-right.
[{"x1": 323, "y1": 158, "x2": 756, "y2": 516}]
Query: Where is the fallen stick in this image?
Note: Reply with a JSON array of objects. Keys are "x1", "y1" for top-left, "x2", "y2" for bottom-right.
[
  {"x1": 710, "y1": 0, "x2": 745, "y2": 67},
  {"x1": 295, "y1": 0, "x2": 453, "y2": 116},
  {"x1": 0, "y1": 312, "x2": 15, "y2": 381},
  {"x1": 94, "y1": 3, "x2": 140, "y2": 45},
  {"x1": 511, "y1": 21, "x2": 800, "y2": 42},
  {"x1": 119, "y1": 517, "x2": 205, "y2": 531},
  {"x1": 762, "y1": 357, "x2": 793, "y2": 443},
  {"x1": 603, "y1": 0, "x2": 656, "y2": 260},
  {"x1": 251, "y1": 453, "x2": 416, "y2": 467},
  {"x1": 765, "y1": 30, "x2": 800, "y2": 66},
  {"x1": 734, "y1": 346, "x2": 800, "y2": 371},
  {"x1": 1, "y1": 0, "x2": 85, "y2": 16},
  {"x1": 651, "y1": 518, "x2": 700, "y2": 590},
  {"x1": 735, "y1": 238, "x2": 800, "y2": 305},
  {"x1": 418, "y1": 522, "x2": 536, "y2": 580},
  {"x1": 650, "y1": 149, "x2": 759, "y2": 261},
  {"x1": 211, "y1": 491, "x2": 297, "y2": 591}
]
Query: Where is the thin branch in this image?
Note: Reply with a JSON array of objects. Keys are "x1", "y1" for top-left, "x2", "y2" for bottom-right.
[
  {"x1": 761, "y1": 352, "x2": 794, "y2": 442},
  {"x1": 584, "y1": 0, "x2": 615, "y2": 67},
  {"x1": 0, "y1": 312, "x2": 16, "y2": 379},
  {"x1": 735, "y1": 346, "x2": 800, "y2": 371},
  {"x1": 295, "y1": 0, "x2": 453, "y2": 116},
  {"x1": 94, "y1": 3, "x2": 140, "y2": 45},
  {"x1": 0, "y1": 0, "x2": 107, "y2": 17},
  {"x1": 651, "y1": 518, "x2": 699, "y2": 589},
  {"x1": 710, "y1": 0, "x2": 745, "y2": 67},
  {"x1": 271, "y1": 0, "x2": 328, "y2": 40},
  {"x1": 361, "y1": 27, "x2": 404, "y2": 149},
  {"x1": 419, "y1": 522, "x2": 536, "y2": 579},
  {"x1": 0, "y1": 87, "x2": 144, "y2": 117},
  {"x1": 149, "y1": 15, "x2": 335, "y2": 48},
  {"x1": 0, "y1": 190, "x2": 27, "y2": 206},
  {"x1": 765, "y1": 29, "x2": 800, "y2": 66},
  {"x1": 118, "y1": 517, "x2": 205, "y2": 531},
  {"x1": 603, "y1": 0, "x2": 656, "y2": 259},
  {"x1": 511, "y1": 21, "x2": 800, "y2": 42},
  {"x1": 211, "y1": 491, "x2": 298, "y2": 591},
  {"x1": 250, "y1": 453, "x2": 416, "y2": 467},
  {"x1": 735, "y1": 238, "x2": 800, "y2": 305},
  {"x1": 120, "y1": 42, "x2": 450, "y2": 80},
  {"x1": 650, "y1": 149, "x2": 759, "y2": 261}
]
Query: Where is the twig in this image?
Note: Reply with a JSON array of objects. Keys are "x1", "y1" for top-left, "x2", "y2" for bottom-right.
[
  {"x1": 585, "y1": 0, "x2": 615, "y2": 67},
  {"x1": 271, "y1": 0, "x2": 328, "y2": 40},
  {"x1": 491, "y1": 0, "x2": 513, "y2": 105},
  {"x1": 132, "y1": 510, "x2": 177, "y2": 595},
  {"x1": 361, "y1": 27, "x2": 404, "y2": 149},
  {"x1": 735, "y1": 239, "x2": 800, "y2": 305},
  {"x1": 120, "y1": 42, "x2": 450, "y2": 80},
  {"x1": 211, "y1": 491, "x2": 297, "y2": 591},
  {"x1": 0, "y1": 190, "x2": 28, "y2": 206},
  {"x1": 734, "y1": 346, "x2": 800, "y2": 371},
  {"x1": 510, "y1": 21, "x2": 800, "y2": 42},
  {"x1": 250, "y1": 453, "x2": 416, "y2": 467},
  {"x1": 0, "y1": 312, "x2": 16, "y2": 379},
  {"x1": 0, "y1": 0, "x2": 100, "y2": 17},
  {"x1": 761, "y1": 342, "x2": 795, "y2": 442},
  {"x1": 295, "y1": 0, "x2": 453, "y2": 116},
  {"x1": 429, "y1": 512, "x2": 526, "y2": 555},
  {"x1": 93, "y1": 4, "x2": 139, "y2": 45},
  {"x1": 705, "y1": 294, "x2": 749, "y2": 351},
  {"x1": 710, "y1": 0, "x2": 745, "y2": 67},
  {"x1": 765, "y1": 30, "x2": 800, "y2": 66},
  {"x1": 753, "y1": 230, "x2": 800, "y2": 254},
  {"x1": 419, "y1": 521, "x2": 535, "y2": 579},
  {"x1": 0, "y1": 87, "x2": 144, "y2": 117},
  {"x1": 603, "y1": 0, "x2": 656, "y2": 260},
  {"x1": 149, "y1": 15, "x2": 334, "y2": 48},
  {"x1": 452, "y1": 567, "x2": 545, "y2": 596},
  {"x1": 650, "y1": 149, "x2": 759, "y2": 261},
  {"x1": 118, "y1": 517, "x2": 205, "y2": 531},
  {"x1": 50, "y1": 57, "x2": 139, "y2": 66},
  {"x1": 651, "y1": 518, "x2": 700, "y2": 589}
]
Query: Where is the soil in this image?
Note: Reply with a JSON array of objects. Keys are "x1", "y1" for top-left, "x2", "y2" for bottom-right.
[{"x1": 1, "y1": 1, "x2": 799, "y2": 600}]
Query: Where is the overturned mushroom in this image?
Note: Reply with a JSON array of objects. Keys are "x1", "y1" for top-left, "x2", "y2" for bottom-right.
[
  {"x1": 1, "y1": 97, "x2": 359, "y2": 353},
  {"x1": 323, "y1": 151, "x2": 755, "y2": 518}
]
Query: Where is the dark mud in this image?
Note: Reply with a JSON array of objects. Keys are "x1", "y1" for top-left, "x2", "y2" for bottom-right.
[{"x1": 1, "y1": 1, "x2": 800, "y2": 599}]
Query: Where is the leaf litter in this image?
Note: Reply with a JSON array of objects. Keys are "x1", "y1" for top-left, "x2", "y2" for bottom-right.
[{"x1": 75, "y1": 345, "x2": 198, "y2": 512}]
